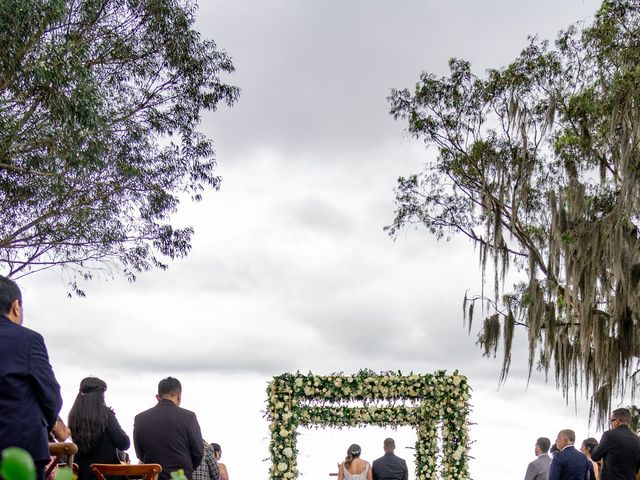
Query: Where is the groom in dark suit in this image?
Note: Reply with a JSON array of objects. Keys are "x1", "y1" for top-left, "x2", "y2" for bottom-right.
[
  {"x1": 549, "y1": 429, "x2": 594, "y2": 480},
  {"x1": 0, "y1": 276, "x2": 63, "y2": 480},
  {"x1": 372, "y1": 438, "x2": 408, "y2": 480}
]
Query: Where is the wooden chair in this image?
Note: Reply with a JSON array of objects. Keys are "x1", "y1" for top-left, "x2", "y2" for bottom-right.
[
  {"x1": 47, "y1": 442, "x2": 78, "y2": 478},
  {"x1": 90, "y1": 463, "x2": 162, "y2": 480}
]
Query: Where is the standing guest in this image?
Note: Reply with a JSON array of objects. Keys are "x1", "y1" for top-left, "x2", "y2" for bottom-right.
[
  {"x1": 580, "y1": 438, "x2": 600, "y2": 480},
  {"x1": 372, "y1": 438, "x2": 408, "y2": 480},
  {"x1": 338, "y1": 444, "x2": 373, "y2": 480},
  {"x1": 134, "y1": 377, "x2": 204, "y2": 480},
  {"x1": 68, "y1": 377, "x2": 130, "y2": 480},
  {"x1": 193, "y1": 441, "x2": 220, "y2": 480},
  {"x1": 592, "y1": 408, "x2": 640, "y2": 480},
  {"x1": 0, "y1": 276, "x2": 63, "y2": 480},
  {"x1": 211, "y1": 444, "x2": 228, "y2": 480},
  {"x1": 549, "y1": 429, "x2": 594, "y2": 480},
  {"x1": 524, "y1": 437, "x2": 552, "y2": 480}
]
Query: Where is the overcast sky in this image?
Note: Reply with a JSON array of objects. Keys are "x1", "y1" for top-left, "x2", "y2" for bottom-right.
[{"x1": 18, "y1": 1, "x2": 609, "y2": 479}]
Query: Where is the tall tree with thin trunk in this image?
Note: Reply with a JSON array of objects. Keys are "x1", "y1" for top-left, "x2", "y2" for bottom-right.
[
  {"x1": 387, "y1": 0, "x2": 640, "y2": 425},
  {"x1": 0, "y1": 0, "x2": 239, "y2": 294}
]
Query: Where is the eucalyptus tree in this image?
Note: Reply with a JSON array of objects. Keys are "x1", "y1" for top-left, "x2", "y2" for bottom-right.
[
  {"x1": 387, "y1": 0, "x2": 640, "y2": 424},
  {"x1": 0, "y1": 0, "x2": 239, "y2": 293}
]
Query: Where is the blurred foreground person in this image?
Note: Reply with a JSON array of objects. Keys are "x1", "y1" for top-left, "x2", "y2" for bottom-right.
[{"x1": 0, "y1": 276, "x2": 62, "y2": 480}]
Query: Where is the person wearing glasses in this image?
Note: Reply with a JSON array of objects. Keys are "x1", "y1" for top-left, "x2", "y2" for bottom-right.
[{"x1": 591, "y1": 408, "x2": 640, "y2": 480}]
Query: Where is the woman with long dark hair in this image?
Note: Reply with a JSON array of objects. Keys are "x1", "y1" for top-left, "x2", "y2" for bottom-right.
[
  {"x1": 337, "y1": 444, "x2": 372, "y2": 480},
  {"x1": 68, "y1": 377, "x2": 130, "y2": 480}
]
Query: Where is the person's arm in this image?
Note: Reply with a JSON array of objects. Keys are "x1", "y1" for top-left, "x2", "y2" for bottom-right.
[
  {"x1": 188, "y1": 414, "x2": 204, "y2": 469},
  {"x1": 106, "y1": 409, "x2": 131, "y2": 450},
  {"x1": 337, "y1": 463, "x2": 344, "y2": 480},
  {"x1": 590, "y1": 433, "x2": 610, "y2": 462},
  {"x1": 133, "y1": 416, "x2": 144, "y2": 462},
  {"x1": 28, "y1": 333, "x2": 62, "y2": 430},
  {"x1": 219, "y1": 463, "x2": 228, "y2": 480},
  {"x1": 523, "y1": 461, "x2": 536, "y2": 480},
  {"x1": 401, "y1": 460, "x2": 408, "y2": 480},
  {"x1": 366, "y1": 463, "x2": 373, "y2": 480}
]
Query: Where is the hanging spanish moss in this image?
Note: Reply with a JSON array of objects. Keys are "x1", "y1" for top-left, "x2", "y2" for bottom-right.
[{"x1": 387, "y1": 0, "x2": 640, "y2": 426}]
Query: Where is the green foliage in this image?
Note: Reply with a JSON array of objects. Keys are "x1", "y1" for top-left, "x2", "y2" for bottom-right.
[
  {"x1": 0, "y1": 0, "x2": 239, "y2": 292},
  {"x1": 266, "y1": 370, "x2": 470, "y2": 480},
  {"x1": 169, "y1": 470, "x2": 188, "y2": 480},
  {"x1": 388, "y1": 0, "x2": 640, "y2": 425},
  {"x1": 0, "y1": 448, "x2": 36, "y2": 480}
]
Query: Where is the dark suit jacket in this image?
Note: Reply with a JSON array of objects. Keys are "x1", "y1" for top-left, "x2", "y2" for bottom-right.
[
  {"x1": 0, "y1": 315, "x2": 62, "y2": 463},
  {"x1": 75, "y1": 408, "x2": 131, "y2": 480},
  {"x1": 133, "y1": 399, "x2": 204, "y2": 480},
  {"x1": 549, "y1": 445, "x2": 594, "y2": 480},
  {"x1": 592, "y1": 425, "x2": 640, "y2": 480},
  {"x1": 372, "y1": 452, "x2": 408, "y2": 480}
]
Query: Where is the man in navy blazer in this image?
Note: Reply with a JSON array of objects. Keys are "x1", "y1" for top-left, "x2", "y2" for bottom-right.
[
  {"x1": 0, "y1": 276, "x2": 63, "y2": 480},
  {"x1": 549, "y1": 429, "x2": 594, "y2": 480},
  {"x1": 591, "y1": 408, "x2": 640, "y2": 480}
]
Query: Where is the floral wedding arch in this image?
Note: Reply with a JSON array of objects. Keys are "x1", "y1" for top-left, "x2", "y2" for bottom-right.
[{"x1": 266, "y1": 370, "x2": 470, "y2": 480}]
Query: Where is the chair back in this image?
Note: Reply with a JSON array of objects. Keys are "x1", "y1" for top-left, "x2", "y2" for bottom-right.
[
  {"x1": 47, "y1": 442, "x2": 79, "y2": 477},
  {"x1": 90, "y1": 463, "x2": 162, "y2": 480}
]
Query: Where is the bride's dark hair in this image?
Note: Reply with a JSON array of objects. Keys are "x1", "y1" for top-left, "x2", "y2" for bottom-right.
[{"x1": 344, "y1": 444, "x2": 361, "y2": 469}]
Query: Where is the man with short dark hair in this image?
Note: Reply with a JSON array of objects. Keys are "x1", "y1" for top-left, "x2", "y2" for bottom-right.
[
  {"x1": 372, "y1": 438, "x2": 408, "y2": 480},
  {"x1": 0, "y1": 276, "x2": 63, "y2": 480},
  {"x1": 549, "y1": 429, "x2": 594, "y2": 480},
  {"x1": 133, "y1": 377, "x2": 204, "y2": 480},
  {"x1": 524, "y1": 437, "x2": 552, "y2": 480},
  {"x1": 591, "y1": 408, "x2": 640, "y2": 480}
]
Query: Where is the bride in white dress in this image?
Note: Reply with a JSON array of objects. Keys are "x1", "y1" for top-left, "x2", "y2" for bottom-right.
[{"x1": 337, "y1": 444, "x2": 373, "y2": 480}]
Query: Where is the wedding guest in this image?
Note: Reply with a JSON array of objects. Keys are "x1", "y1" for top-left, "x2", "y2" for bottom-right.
[
  {"x1": 592, "y1": 408, "x2": 640, "y2": 480},
  {"x1": 0, "y1": 276, "x2": 63, "y2": 480},
  {"x1": 68, "y1": 377, "x2": 130, "y2": 480},
  {"x1": 523, "y1": 437, "x2": 551, "y2": 480},
  {"x1": 211, "y1": 443, "x2": 228, "y2": 480},
  {"x1": 193, "y1": 441, "x2": 220, "y2": 480},
  {"x1": 372, "y1": 438, "x2": 408, "y2": 480},
  {"x1": 549, "y1": 429, "x2": 594, "y2": 480},
  {"x1": 338, "y1": 444, "x2": 373, "y2": 480},
  {"x1": 580, "y1": 438, "x2": 599, "y2": 480},
  {"x1": 134, "y1": 377, "x2": 204, "y2": 480}
]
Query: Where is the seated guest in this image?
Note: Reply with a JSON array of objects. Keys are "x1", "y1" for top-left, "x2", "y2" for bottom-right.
[
  {"x1": 193, "y1": 440, "x2": 220, "y2": 480},
  {"x1": 134, "y1": 377, "x2": 204, "y2": 480},
  {"x1": 211, "y1": 444, "x2": 228, "y2": 480},
  {"x1": 68, "y1": 377, "x2": 130, "y2": 480}
]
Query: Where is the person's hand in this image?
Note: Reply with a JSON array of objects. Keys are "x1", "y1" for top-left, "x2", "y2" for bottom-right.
[{"x1": 52, "y1": 418, "x2": 71, "y2": 442}]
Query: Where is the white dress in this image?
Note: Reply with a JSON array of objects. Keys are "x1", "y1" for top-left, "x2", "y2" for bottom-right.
[{"x1": 343, "y1": 464, "x2": 369, "y2": 480}]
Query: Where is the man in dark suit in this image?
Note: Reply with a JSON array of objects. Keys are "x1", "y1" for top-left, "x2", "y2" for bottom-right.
[
  {"x1": 549, "y1": 429, "x2": 594, "y2": 480},
  {"x1": 134, "y1": 377, "x2": 204, "y2": 480},
  {"x1": 0, "y1": 276, "x2": 63, "y2": 480},
  {"x1": 372, "y1": 438, "x2": 408, "y2": 480},
  {"x1": 524, "y1": 437, "x2": 552, "y2": 480},
  {"x1": 591, "y1": 408, "x2": 640, "y2": 480}
]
